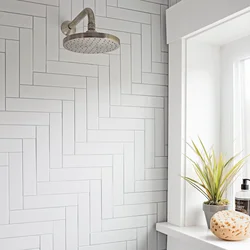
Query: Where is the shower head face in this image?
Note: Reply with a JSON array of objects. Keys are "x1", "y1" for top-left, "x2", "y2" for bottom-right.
[{"x1": 63, "y1": 31, "x2": 120, "y2": 54}]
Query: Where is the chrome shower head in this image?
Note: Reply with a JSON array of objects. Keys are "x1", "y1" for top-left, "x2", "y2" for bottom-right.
[{"x1": 61, "y1": 8, "x2": 120, "y2": 54}]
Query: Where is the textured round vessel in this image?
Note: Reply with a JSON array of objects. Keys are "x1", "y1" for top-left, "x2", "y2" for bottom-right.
[{"x1": 210, "y1": 210, "x2": 250, "y2": 241}]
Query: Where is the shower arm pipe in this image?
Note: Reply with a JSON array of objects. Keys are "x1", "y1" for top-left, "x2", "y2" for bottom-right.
[
  {"x1": 69, "y1": 8, "x2": 96, "y2": 31},
  {"x1": 61, "y1": 8, "x2": 96, "y2": 35}
]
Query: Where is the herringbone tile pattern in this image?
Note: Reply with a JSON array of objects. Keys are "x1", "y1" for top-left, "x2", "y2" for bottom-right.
[{"x1": 0, "y1": 0, "x2": 170, "y2": 249}]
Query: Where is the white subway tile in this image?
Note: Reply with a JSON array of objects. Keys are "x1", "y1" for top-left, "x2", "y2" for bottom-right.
[
  {"x1": 131, "y1": 34, "x2": 141, "y2": 83},
  {"x1": 72, "y1": 0, "x2": 83, "y2": 32},
  {"x1": 114, "y1": 203, "x2": 157, "y2": 217},
  {"x1": 142, "y1": 24, "x2": 152, "y2": 73},
  {"x1": 121, "y1": 44, "x2": 131, "y2": 94},
  {"x1": 145, "y1": 119, "x2": 155, "y2": 168},
  {"x1": 63, "y1": 155, "x2": 112, "y2": 167},
  {"x1": 99, "y1": 118, "x2": 144, "y2": 130},
  {"x1": 34, "y1": 17, "x2": 46, "y2": 72},
  {"x1": 127, "y1": 241, "x2": 136, "y2": 250},
  {"x1": 75, "y1": 89, "x2": 87, "y2": 142},
  {"x1": 0, "y1": 236, "x2": 39, "y2": 250},
  {"x1": 90, "y1": 180, "x2": 101, "y2": 232},
  {"x1": 54, "y1": 220, "x2": 65, "y2": 250},
  {"x1": 135, "y1": 180, "x2": 167, "y2": 192},
  {"x1": 152, "y1": 62, "x2": 168, "y2": 74},
  {"x1": 162, "y1": 52, "x2": 168, "y2": 63},
  {"x1": 111, "y1": 106, "x2": 154, "y2": 119},
  {"x1": 96, "y1": 16, "x2": 140, "y2": 34},
  {"x1": 24, "y1": 194, "x2": 77, "y2": 209},
  {"x1": 76, "y1": 143, "x2": 123, "y2": 155},
  {"x1": 47, "y1": 61, "x2": 98, "y2": 77},
  {"x1": 0, "y1": 167, "x2": 8, "y2": 224},
  {"x1": 38, "y1": 181, "x2": 89, "y2": 195},
  {"x1": 47, "y1": 6, "x2": 59, "y2": 61},
  {"x1": 124, "y1": 191, "x2": 167, "y2": 204},
  {"x1": 50, "y1": 168, "x2": 101, "y2": 181},
  {"x1": 41, "y1": 235, "x2": 53, "y2": 250},
  {"x1": 80, "y1": 242, "x2": 126, "y2": 250},
  {"x1": 113, "y1": 155, "x2": 124, "y2": 206},
  {"x1": 50, "y1": 113, "x2": 62, "y2": 168},
  {"x1": 155, "y1": 156, "x2": 167, "y2": 168},
  {"x1": 66, "y1": 206, "x2": 78, "y2": 250},
  {"x1": 137, "y1": 227, "x2": 148, "y2": 250},
  {"x1": 20, "y1": 28, "x2": 32, "y2": 85},
  {"x1": 122, "y1": 94, "x2": 164, "y2": 108},
  {"x1": 132, "y1": 84, "x2": 167, "y2": 97},
  {"x1": 145, "y1": 169, "x2": 167, "y2": 180},
  {"x1": 102, "y1": 216, "x2": 147, "y2": 231},
  {"x1": 0, "y1": 26, "x2": 18, "y2": 40},
  {"x1": 6, "y1": 40, "x2": 19, "y2": 97},
  {"x1": 37, "y1": 126, "x2": 49, "y2": 181},
  {"x1": 60, "y1": 49, "x2": 109, "y2": 66},
  {"x1": 0, "y1": 125, "x2": 35, "y2": 139},
  {"x1": 34, "y1": 73, "x2": 86, "y2": 88},
  {"x1": 148, "y1": 215, "x2": 157, "y2": 250},
  {"x1": 0, "y1": 39, "x2": 4, "y2": 52},
  {"x1": 9, "y1": 153, "x2": 22, "y2": 210},
  {"x1": 0, "y1": 139, "x2": 22, "y2": 153},
  {"x1": 135, "y1": 131, "x2": 145, "y2": 180},
  {"x1": 0, "y1": 11, "x2": 32, "y2": 28},
  {"x1": 99, "y1": 66, "x2": 110, "y2": 117},
  {"x1": 107, "y1": 0, "x2": 117, "y2": 6},
  {"x1": 142, "y1": 73, "x2": 167, "y2": 86},
  {"x1": 98, "y1": 28, "x2": 130, "y2": 44},
  {"x1": 6, "y1": 98, "x2": 62, "y2": 113},
  {"x1": 155, "y1": 109, "x2": 165, "y2": 156},
  {"x1": 118, "y1": 0, "x2": 160, "y2": 14},
  {"x1": 0, "y1": 222, "x2": 53, "y2": 238},
  {"x1": 23, "y1": 139, "x2": 37, "y2": 195},
  {"x1": 124, "y1": 143, "x2": 135, "y2": 193},
  {"x1": 0, "y1": 153, "x2": 7, "y2": 166},
  {"x1": 161, "y1": 5, "x2": 168, "y2": 52},
  {"x1": 0, "y1": 112, "x2": 49, "y2": 125},
  {"x1": 21, "y1": 85, "x2": 74, "y2": 100},
  {"x1": 152, "y1": 14, "x2": 161, "y2": 62},
  {"x1": 83, "y1": 0, "x2": 95, "y2": 11},
  {"x1": 158, "y1": 232, "x2": 167, "y2": 250},
  {"x1": 0, "y1": 1, "x2": 46, "y2": 17},
  {"x1": 158, "y1": 202, "x2": 167, "y2": 222},
  {"x1": 63, "y1": 101, "x2": 75, "y2": 154},
  {"x1": 79, "y1": 193, "x2": 90, "y2": 246},
  {"x1": 0, "y1": 54, "x2": 5, "y2": 110},
  {"x1": 87, "y1": 78, "x2": 99, "y2": 129},
  {"x1": 96, "y1": 0, "x2": 106, "y2": 16},
  {"x1": 107, "y1": 6, "x2": 150, "y2": 24},
  {"x1": 10, "y1": 208, "x2": 65, "y2": 223},
  {"x1": 102, "y1": 168, "x2": 113, "y2": 219},
  {"x1": 88, "y1": 130, "x2": 134, "y2": 142},
  {"x1": 91, "y1": 229, "x2": 136, "y2": 244},
  {"x1": 110, "y1": 54, "x2": 121, "y2": 105}
]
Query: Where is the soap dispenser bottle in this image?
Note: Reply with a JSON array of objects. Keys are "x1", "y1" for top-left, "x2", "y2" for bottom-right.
[{"x1": 235, "y1": 179, "x2": 250, "y2": 215}]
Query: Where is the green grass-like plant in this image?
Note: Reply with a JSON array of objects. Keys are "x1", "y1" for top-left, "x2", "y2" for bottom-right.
[{"x1": 182, "y1": 138, "x2": 249, "y2": 205}]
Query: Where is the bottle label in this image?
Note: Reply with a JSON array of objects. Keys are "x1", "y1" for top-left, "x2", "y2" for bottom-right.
[{"x1": 235, "y1": 198, "x2": 250, "y2": 215}]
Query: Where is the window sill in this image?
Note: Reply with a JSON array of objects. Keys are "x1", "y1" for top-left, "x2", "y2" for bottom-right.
[{"x1": 156, "y1": 222, "x2": 250, "y2": 250}]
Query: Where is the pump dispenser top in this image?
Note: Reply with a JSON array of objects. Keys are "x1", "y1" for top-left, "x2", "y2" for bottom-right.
[{"x1": 241, "y1": 179, "x2": 250, "y2": 190}]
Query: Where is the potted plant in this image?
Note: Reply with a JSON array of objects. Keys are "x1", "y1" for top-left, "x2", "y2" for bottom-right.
[{"x1": 182, "y1": 138, "x2": 248, "y2": 229}]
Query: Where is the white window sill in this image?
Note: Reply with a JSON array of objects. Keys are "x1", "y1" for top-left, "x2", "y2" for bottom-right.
[{"x1": 156, "y1": 222, "x2": 250, "y2": 250}]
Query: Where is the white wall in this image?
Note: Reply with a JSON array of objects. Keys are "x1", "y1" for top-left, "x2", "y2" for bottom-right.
[
  {"x1": 185, "y1": 40, "x2": 221, "y2": 226},
  {"x1": 0, "y1": 0, "x2": 168, "y2": 249}
]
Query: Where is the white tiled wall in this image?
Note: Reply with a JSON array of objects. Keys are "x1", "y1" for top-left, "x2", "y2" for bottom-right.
[{"x1": 0, "y1": 0, "x2": 169, "y2": 249}]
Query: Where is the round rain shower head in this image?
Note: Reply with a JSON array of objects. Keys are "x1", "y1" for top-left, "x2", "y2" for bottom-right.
[
  {"x1": 63, "y1": 31, "x2": 120, "y2": 54},
  {"x1": 61, "y1": 8, "x2": 120, "y2": 54}
]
